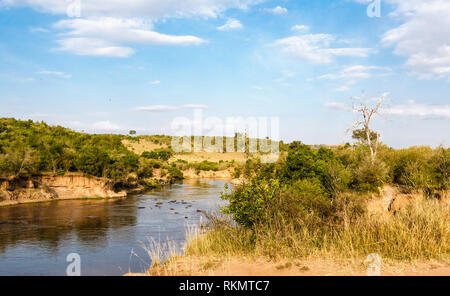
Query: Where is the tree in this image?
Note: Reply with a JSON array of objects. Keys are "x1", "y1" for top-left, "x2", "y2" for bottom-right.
[
  {"x1": 129, "y1": 130, "x2": 136, "y2": 136},
  {"x1": 349, "y1": 93, "x2": 385, "y2": 162}
]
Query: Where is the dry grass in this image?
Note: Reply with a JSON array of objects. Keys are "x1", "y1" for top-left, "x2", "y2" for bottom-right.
[
  {"x1": 183, "y1": 196, "x2": 450, "y2": 263},
  {"x1": 137, "y1": 190, "x2": 449, "y2": 276},
  {"x1": 122, "y1": 138, "x2": 167, "y2": 155},
  {"x1": 171, "y1": 152, "x2": 249, "y2": 164}
]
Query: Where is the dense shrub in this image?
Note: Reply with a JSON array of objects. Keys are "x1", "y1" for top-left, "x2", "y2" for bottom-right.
[
  {"x1": 0, "y1": 118, "x2": 140, "y2": 180},
  {"x1": 168, "y1": 165, "x2": 184, "y2": 180},
  {"x1": 141, "y1": 148, "x2": 174, "y2": 161},
  {"x1": 354, "y1": 158, "x2": 388, "y2": 192},
  {"x1": 221, "y1": 179, "x2": 284, "y2": 227}
]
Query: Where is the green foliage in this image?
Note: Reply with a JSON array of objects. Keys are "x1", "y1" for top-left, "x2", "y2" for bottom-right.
[
  {"x1": 221, "y1": 179, "x2": 284, "y2": 227},
  {"x1": 141, "y1": 148, "x2": 174, "y2": 161},
  {"x1": 0, "y1": 118, "x2": 139, "y2": 180},
  {"x1": 354, "y1": 157, "x2": 388, "y2": 192},
  {"x1": 194, "y1": 160, "x2": 219, "y2": 171},
  {"x1": 380, "y1": 146, "x2": 449, "y2": 192},
  {"x1": 168, "y1": 165, "x2": 184, "y2": 180},
  {"x1": 281, "y1": 142, "x2": 351, "y2": 197},
  {"x1": 138, "y1": 159, "x2": 154, "y2": 178},
  {"x1": 352, "y1": 128, "x2": 379, "y2": 145}
]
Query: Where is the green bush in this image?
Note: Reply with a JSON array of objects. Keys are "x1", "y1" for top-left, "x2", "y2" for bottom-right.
[
  {"x1": 354, "y1": 158, "x2": 388, "y2": 192},
  {"x1": 194, "y1": 160, "x2": 219, "y2": 171},
  {"x1": 141, "y1": 148, "x2": 173, "y2": 161},
  {"x1": 221, "y1": 179, "x2": 284, "y2": 227},
  {"x1": 168, "y1": 165, "x2": 184, "y2": 180},
  {"x1": 0, "y1": 118, "x2": 140, "y2": 179}
]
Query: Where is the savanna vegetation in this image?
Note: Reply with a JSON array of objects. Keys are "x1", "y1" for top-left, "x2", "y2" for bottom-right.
[
  {"x1": 0, "y1": 118, "x2": 184, "y2": 186},
  {"x1": 182, "y1": 97, "x2": 449, "y2": 264},
  {"x1": 1, "y1": 117, "x2": 449, "y2": 263},
  {"x1": 185, "y1": 141, "x2": 449, "y2": 262}
]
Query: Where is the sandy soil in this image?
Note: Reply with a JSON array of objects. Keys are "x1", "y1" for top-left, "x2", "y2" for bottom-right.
[
  {"x1": 171, "y1": 152, "x2": 248, "y2": 164},
  {"x1": 127, "y1": 257, "x2": 450, "y2": 276},
  {"x1": 122, "y1": 139, "x2": 167, "y2": 155}
]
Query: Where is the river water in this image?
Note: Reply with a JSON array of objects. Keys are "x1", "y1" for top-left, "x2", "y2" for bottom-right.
[{"x1": 0, "y1": 179, "x2": 228, "y2": 276}]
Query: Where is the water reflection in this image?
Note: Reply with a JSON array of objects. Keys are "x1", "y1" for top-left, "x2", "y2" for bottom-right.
[
  {"x1": 0, "y1": 199, "x2": 137, "y2": 254},
  {"x1": 0, "y1": 179, "x2": 227, "y2": 275}
]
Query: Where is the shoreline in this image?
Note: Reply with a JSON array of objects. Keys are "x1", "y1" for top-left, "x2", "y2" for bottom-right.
[
  {"x1": 0, "y1": 174, "x2": 235, "y2": 207},
  {"x1": 140, "y1": 255, "x2": 450, "y2": 276}
]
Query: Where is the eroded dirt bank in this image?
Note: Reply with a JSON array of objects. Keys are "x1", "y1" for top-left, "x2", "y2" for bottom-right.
[
  {"x1": 129, "y1": 257, "x2": 450, "y2": 276},
  {"x1": 0, "y1": 173, "x2": 127, "y2": 206}
]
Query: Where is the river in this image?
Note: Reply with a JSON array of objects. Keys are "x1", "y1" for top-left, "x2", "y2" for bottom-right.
[{"x1": 0, "y1": 179, "x2": 228, "y2": 276}]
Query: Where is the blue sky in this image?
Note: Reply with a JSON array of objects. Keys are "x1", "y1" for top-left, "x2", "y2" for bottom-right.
[{"x1": 0, "y1": 0, "x2": 449, "y2": 148}]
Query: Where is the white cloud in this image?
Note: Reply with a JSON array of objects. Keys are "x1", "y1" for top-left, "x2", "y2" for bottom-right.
[
  {"x1": 4, "y1": 1, "x2": 263, "y2": 58},
  {"x1": 324, "y1": 101, "x2": 349, "y2": 110},
  {"x1": 383, "y1": 100, "x2": 450, "y2": 119},
  {"x1": 217, "y1": 18, "x2": 243, "y2": 31},
  {"x1": 183, "y1": 104, "x2": 209, "y2": 109},
  {"x1": 36, "y1": 70, "x2": 72, "y2": 78},
  {"x1": 326, "y1": 99, "x2": 450, "y2": 119},
  {"x1": 18, "y1": 77, "x2": 36, "y2": 83},
  {"x1": 53, "y1": 17, "x2": 205, "y2": 57},
  {"x1": 264, "y1": 6, "x2": 288, "y2": 15},
  {"x1": 251, "y1": 85, "x2": 264, "y2": 90},
  {"x1": 135, "y1": 104, "x2": 208, "y2": 112},
  {"x1": 29, "y1": 27, "x2": 48, "y2": 33},
  {"x1": 1, "y1": 0, "x2": 262, "y2": 19},
  {"x1": 92, "y1": 121, "x2": 121, "y2": 131},
  {"x1": 318, "y1": 65, "x2": 389, "y2": 81},
  {"x1": 291, "y1": 25, "x2": 309, "y2": 32},
  {"x1": 151, "y1": 80, "x2": 161, "y2": 85},
  {"x1": 334, "y1": 85, "x2": 350, "y2": 92},
  {"x1": 382, "y1": 0, "x2": 450, "y2": 80},
  {"x1": 135, "y1": 105, "x2": 179, "y2": 112},
  {"x1": 273, "y1": 34, "x2": 372, "y2": 64}
]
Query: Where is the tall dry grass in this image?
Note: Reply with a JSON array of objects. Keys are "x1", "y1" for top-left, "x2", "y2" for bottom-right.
[{"x1": 184, "y1": 196, "x2": 449, "y2": 262}]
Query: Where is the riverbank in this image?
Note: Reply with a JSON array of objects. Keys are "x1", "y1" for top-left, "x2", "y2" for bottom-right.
[
  {"x1": 0, "y1": 179, "x2": 227, "y2": 275},
  {"x1": 139, "y1": 256, "x2": 450, "y2": 276},
  {"x1": 0, "y1": 173, "x2": 128, "y2": 207},
  {"x1": 0, "y1": 170, "x2": 237, "y2": 207},
  {"x1": 137, "y1": 185, "x2": 449, "y2": 276}
]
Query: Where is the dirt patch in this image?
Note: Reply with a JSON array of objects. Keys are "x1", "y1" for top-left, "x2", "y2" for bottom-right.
[
  {"x1": 171, "y1": 152, "x2": 248, "y2": 164},
  {"x1": 122, "y1": 138, "x2": 167, "y2": 155},
  {"x1": 131, "y1": 257, "x2": 450, "y2": 276}
]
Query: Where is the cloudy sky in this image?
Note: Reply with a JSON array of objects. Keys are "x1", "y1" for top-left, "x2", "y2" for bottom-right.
[{"x1": 0, "y1": 0, "x2": 449, "y2": 147}]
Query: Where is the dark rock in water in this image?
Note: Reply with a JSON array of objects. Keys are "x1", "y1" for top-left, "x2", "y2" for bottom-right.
[
  {"x1": 196, "y1": 209, "x2": 203, "y2": 213},
  {"x1": 170, "y1": 208, "x2": 174, "y2": 210},
  {"x1": 174, "y1": 212, "x2": 179, "y2": 214},
  {"x1": 185, "y1": 216, "x2": 188, "y2": 219},
  {"x1": 138, "y1": 207, "x2": 145, "y2": 209},
  {"x1": 156, "y1": 202, "x2": 163, "y2": 205}
]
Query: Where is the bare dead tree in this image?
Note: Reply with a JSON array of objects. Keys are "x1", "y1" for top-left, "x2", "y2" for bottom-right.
[{"x1": 348, "y1": 93, "x2": 386, "y2": 162}]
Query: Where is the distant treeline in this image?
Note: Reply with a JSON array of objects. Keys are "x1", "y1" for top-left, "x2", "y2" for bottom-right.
[
  {"x1": 197, "y1": 141, "x2": 449, "y2": 262},
  {"x1": 0, "y1": 118, "x2": 183, "y2": 183},
  {"x1": 232, "y1": 141, "x2": 449, "y2": 199},
  {"x1": 1, "y1": 118, "x2": 448, "y2": 195}
]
